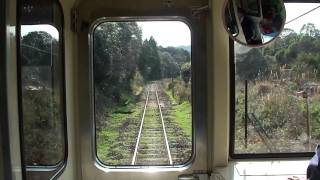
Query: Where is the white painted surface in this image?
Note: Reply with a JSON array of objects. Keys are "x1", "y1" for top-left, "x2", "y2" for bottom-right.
[{"x1": 216, "y1": 160, "x2": 309, "y2": 180}]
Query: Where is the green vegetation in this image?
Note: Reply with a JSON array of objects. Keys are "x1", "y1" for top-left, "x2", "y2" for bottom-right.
[
  {"x1": 235, "y1": 23, "x2": 320, "y2": 153},
  {"x1": 163, "y1": 79, "x2": 192, "y2": 138},
  {"x1": 21, "y1": 30, "x2": 64, "y2": 165},
  {"x1": 96, "y1": 101, "x2": 143, "y2": 164},
  {"x1": 21, "y1": 22, "x2": 192, "y2": 165},
  {"x1": 310, "y1": 98, "x2": 320, "y2": 139},
  {"x1": 160, "y1": 80, "x2": 192, "y2": 164},
  {"x1": 93, "y1": 22, "x2": 192, "y2": 165},
  {"x1": 174, "y1": 101, "x2": 192, "y2": 138}
]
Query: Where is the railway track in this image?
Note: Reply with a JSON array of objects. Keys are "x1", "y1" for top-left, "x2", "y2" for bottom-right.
[{"x1": 131, "y1": 83, "x2": 172, "y2": 165}]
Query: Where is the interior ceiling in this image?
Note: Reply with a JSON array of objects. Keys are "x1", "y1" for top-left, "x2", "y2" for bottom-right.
[
  {"x1": 77, "y1": 0, "x2": 209, "y2": 21},
  {"x1": 78, "y1": 0, "x2": 208, "y2": 9}
]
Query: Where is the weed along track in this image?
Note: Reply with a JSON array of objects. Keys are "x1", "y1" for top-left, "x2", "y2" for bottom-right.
[
  {"x1": 97, "y1": 81, "x2": 192, "y2": 166},
  {"x1": 132, "y1": 83, "x2": 172, "y2": 165}
]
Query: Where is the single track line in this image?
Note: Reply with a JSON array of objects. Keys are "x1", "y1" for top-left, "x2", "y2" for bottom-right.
[
  {"x1": 131, "y1": 90, "x2": 150, "y2": 165},
  {"x1": 155, "y1": 89, "x2": 173, "y2": 165}
]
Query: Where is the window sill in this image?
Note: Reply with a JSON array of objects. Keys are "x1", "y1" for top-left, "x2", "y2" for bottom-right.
[{"x1": 214, "y1": 159, "x2": 309, "y2": 180}]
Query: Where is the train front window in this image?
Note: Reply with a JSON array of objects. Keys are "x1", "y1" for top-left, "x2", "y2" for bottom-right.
[
  {"x1": 232, "y1": 2, "x2": 320, "y2": 156},
  {"x1": 92, "y1": 21, "x2": 192, "y2": 166}
]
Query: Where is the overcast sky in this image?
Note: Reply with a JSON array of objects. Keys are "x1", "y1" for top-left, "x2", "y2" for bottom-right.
[
  {"x1": 137, "y1": 21, "x2": 191, "y2": 47},
  {"x1": 21, "y1": 25, "x2": 59, "y2": 40},
  {"x1": 285, "y1": 3, "x2": 320, "y2": 33},
  {"x1": 21, "y1": 3, "x2": 320, "y2": 47}
]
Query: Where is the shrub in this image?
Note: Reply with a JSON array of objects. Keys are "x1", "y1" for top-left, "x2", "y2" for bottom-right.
[{"x1": 249, "y1": 82, "x2": 306, "y2": 138}]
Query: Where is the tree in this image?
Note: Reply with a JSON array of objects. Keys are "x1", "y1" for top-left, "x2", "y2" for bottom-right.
[
  {"x1": 21, "y1": 31, "x2": 58, "y2": 89},
  {"x1": 300, "y1": 23, "x2": 320, "y2": 37},
  {"x1": 159, "y1": 51, "x2": 180, "y2": 79},
  {"x1": 158, "y1": 46, "x2": 190, "y2": 66},
  {"x1": 181, "y1": 62, "x2": 191, "y2": 84},
  {"x1": 94, "y1": 22, "x2": 143, "y2": 103},
  {"x1": 138, "y1": 36, "x2": 161, "y2": 81},
  {"x1": 236, "y1": 48, "x2": 269, "y2": 80},
  {"x1": 21, "y1": 31, "x2": 63, "y2": 165}
]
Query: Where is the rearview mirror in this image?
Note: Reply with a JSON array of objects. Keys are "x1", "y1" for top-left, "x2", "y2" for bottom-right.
[{"x1": 222, "y1": 0, "x2": 286, "y2": 47}]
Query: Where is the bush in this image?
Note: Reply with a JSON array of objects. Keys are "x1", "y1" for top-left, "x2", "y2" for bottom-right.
[
  {"x1": 310, "y1": 99, "x2": 320, "y2": 138},
  {"x1": 249, "y1": 82, "x2": 306, "y2": 138},
  {"x1": 22, "y1": 90, "x2": 64, "y2": 165},
  {"x1": 167, "y1": 79, "x2": 191, "y2": 104}
]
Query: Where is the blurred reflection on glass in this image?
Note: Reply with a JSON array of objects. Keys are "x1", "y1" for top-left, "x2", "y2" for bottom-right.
[{"x1": 223, "y1": 0, "x2": 286, "y2": 47}]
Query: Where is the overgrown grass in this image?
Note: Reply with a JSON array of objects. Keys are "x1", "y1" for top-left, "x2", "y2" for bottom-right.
[
  {"x1": 163, "y1": 79, "x2": 192, "y2": 138},
  {"x1": 96, "y1": 92, "x2": 144, "y2": 165},
  {"x1": 235, "y1": 79, "x2": 320, "y2": 153},
  {"x1": 97, "y1": 79, "x2": 193, "y2": 164},
  {"x1": 96, "y1": 110, "x2": 128, "y2": 163},
  {"x1": 164, "y1": 88, "x2": 177, "y2": 104},
  {"x1": 163, "y1": 78, "x2": 191, "y2": 104},
  {"x1": 174, "y1": 101, "x2": 192, "y2": 138}
]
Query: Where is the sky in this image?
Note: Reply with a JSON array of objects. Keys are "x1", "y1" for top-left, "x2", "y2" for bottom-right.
[
  {"x1": 284, "y1": 3, "x2": 320, "y2": 33},
  {"x1": 137, "y1": 21, "x2": 191, "y2": 47},
  {"x1": 21, "y1": 25, "x2": 59, "y2": 40},
  {"x1": 21, "y1": 3, "x2": 320, "y2": 47}
]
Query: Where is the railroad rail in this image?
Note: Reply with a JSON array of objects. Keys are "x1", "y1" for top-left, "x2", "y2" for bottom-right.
[
  {"x1": 131, "y1": 90, "x2": 150, "y2": 165},
  {"x1": 131, "y1": 84, "x2": 172, "y2": 165}
]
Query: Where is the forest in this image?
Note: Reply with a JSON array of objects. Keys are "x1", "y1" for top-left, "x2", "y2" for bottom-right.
[
  {"x1": 21, "y1": 30, "x2": 64, "y2": 165},
  {"x1": 235, "y1": 23, "x2": 320, "y2": 153},
  {"x1": 93, "y1": 22, "x2": 192, "y2": 165},
  {"x1": 93, "y1": 22, "x2": 191, "y2": 110},
  {"x1": 21, "y1": 21, "x2": 320, "y2": 164},
  {"x1": 20, "y1": 22, "x2": 192, "y2": 166}
]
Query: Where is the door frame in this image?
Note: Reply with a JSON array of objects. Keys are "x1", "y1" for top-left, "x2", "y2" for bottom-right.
[{"x1": 75, "y1": 2, "x2": 209, "y2": 179}]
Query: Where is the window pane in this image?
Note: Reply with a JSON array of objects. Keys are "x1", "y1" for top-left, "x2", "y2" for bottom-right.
[
  {"x1": 20, "y1": 25, "x2": 65, "y2": 165},
  {"x1": 234, "y1": 3, "x2": 320, "y2": 154},
  {"x1": 93, "y1": 21, "x2": 192, "y2": 166}
]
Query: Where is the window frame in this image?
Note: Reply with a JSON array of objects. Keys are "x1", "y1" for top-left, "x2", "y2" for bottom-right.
[
  {"x1": 89, "y1": 17, "x2": 196, "y2": 169},
  {"x1": 0, "y1": 0, "x2": 14, "y2": 179},
  {"x1": 17, "y1": 0, "x2": 68, "y2": 178},
  {"x1": 229, "y1": 0, "x2": 320, "y2": 159}
]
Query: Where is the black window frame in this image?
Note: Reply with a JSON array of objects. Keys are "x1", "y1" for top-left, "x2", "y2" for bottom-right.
[
  {"x1": 229, "y1": 0, "x2": 320, "y2": 159},
  {"x1": 0, "y1": 0, "x2": 14, "y2": 179},
  {"x1": 17, "y1": 0, "x2": 68, "y2": 178}
]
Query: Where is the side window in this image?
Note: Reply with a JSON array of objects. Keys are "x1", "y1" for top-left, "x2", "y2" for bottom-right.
[
  {"x1": 19, "y1": 0, "x2": 66, "y2": 178},
  {"x1": 92, "y1": 21, "x2": 192, "y2": 166},
  {"x1": 232, "y1": 2, "x2": 320, "y2": 157}
]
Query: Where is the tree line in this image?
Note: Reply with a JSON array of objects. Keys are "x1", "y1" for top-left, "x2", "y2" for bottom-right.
[
  {"x1": 19, "y1": 22, "x2": 192, "y2": 164},
  {"x1": 236, "y1": 23, "x2": 320, "y2": 82},
  {"x1": 93, "y1": 22, "x2": 191, "y2": 105}
]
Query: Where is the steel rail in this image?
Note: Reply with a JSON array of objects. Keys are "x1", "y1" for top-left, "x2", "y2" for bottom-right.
[
  {"x1": 131, "y1": 90, "x2": 150, "y2": 165},
  {"x1": 155, "y1": 89, "x2": 173, "y2": 165}
]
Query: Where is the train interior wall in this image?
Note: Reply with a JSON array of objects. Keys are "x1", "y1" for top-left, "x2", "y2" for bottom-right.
[
  {"x1": 60, "y1": 0, "x2": 229, "y2": 179},
  {"x1": 2, "y1": 0, "x2": 313, "y2": 179}
]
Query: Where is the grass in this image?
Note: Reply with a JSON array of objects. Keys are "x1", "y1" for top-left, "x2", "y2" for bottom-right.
[
  {"x1": 164, "y1": 88, "x2": 177, "y2": 104},
  {"x1": 163, "y1": 89, "x2": 191, "y2": 138},
  {"x1": 234, "y1": 79, "x2": 320, "y2": 153},
  {"x1": 96, "y1": 96, "x2": 144, "y2": 165},
  {"x1": 163, "y1": 79, "x2": 192, "y2": 139},
  {"x1": 96, "y1": 80, "x2": 192, "y2": 165},
  {"x1": 173, "y1": 101, "x2": 192, "y2": 138},
  {"x1": 96, "y1": 111, "x2": 128, "y2": 162}
]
